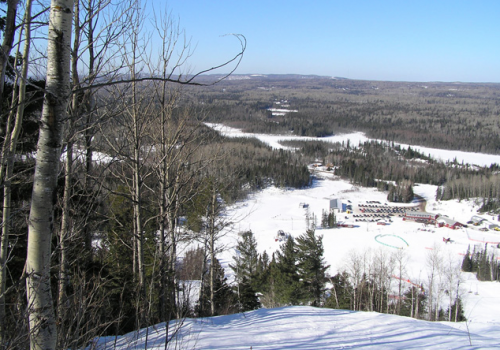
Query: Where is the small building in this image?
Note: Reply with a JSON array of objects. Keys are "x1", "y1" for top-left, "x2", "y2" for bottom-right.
[
  {"x1": 330, "y1": 199, "x2": 342, "y2": 212},
  {"x1": 403, "y1": 211, "x2": 438, "y2": 224},
  {"x1": 436, "y1": 215, "x2": 463, "y2": 230}
]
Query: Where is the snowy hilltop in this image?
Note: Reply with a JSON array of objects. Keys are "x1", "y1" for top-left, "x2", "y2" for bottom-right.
[{"x1": 90, "y1": 306, "x2": 500, "y2": 349}]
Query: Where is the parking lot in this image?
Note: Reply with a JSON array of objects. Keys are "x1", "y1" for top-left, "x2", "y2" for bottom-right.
[{"x1": 351, "y1": 201, "x2": 420, "y2": 222}]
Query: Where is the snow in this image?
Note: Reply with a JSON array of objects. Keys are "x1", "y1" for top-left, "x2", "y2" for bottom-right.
[
  {"x1": 205, "y1": 122, "x2": 369, "y2": 153},
  {"x1": 89, "y1": 126, "x2": 500, "y2": 349},
  {"x1": 60, "y1": 145, "x2": 113, "y2": 164},
  {"x1": 92, "y1": 174, "x2": 500, "y2": 349},
  {"x1": 90, "y1": 305, "x2": 500, "y2": 349},
  {"x1": 206, "y1": 123, "x2": 500, "y2": 167}
]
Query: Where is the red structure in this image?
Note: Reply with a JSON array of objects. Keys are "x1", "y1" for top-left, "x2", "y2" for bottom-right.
[{"x1": 403, "y1": 211, "x2": 438, "y2": 224}]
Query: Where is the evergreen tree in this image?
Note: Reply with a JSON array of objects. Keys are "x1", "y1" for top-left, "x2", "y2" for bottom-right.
[
  {"x1": 387, "y1": 180, "x2": 414, "y2": 203},
  {"x1": 321, "y1": 209, "x2": 328, "y2": 228},
  {"x1": 447, "y1": 298, "x2": 466, "y2": 322},
  {"x1": 295, "y1": 230, "x2": 329, "y2": 306},
  {"x1": 230, "y1": 231, "x2": 260, "y2": 311},
  {"x1": 324, "y1": 272, "x2": 352, "y2": 309},
  {"x1": 197, "y1": 258, "x2": 235, "y2": 317},
  {"x1": 250, "y1": 251, "x2": 271, "y2": 299},
  {"x1": 461, "y1": 245, "x2": 472, "y2": 272},
  {"x1": 328, "y1": 211, "x2": 336, "y2": 228},
  {"x1": 268, "y1": 236, "x2": 302, "y2": 306},
  {"x1": 399, "y1": 286, "x2": 427, "y2": 319},
  {"x1": 230, "y1": 231, "x2": 259, "y2": 283},
  {"x1": 236, "y1": 277, "x2": 260, "y2": 312}
]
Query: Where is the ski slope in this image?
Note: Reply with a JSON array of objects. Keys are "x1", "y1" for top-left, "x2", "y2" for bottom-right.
[
  {"x1": 90, "y1": 305, "x2": 500, "y2": 349},
  {"x1": 88, "y1": 126, "x2": 500, "y2": 349}
]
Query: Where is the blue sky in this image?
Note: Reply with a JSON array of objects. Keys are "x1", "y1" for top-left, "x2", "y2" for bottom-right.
[{"x1": 152, "y1": 0, "x2": 500, "y2": 82}]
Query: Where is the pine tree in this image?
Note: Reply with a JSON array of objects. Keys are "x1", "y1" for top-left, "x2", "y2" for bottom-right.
[
  {"x1": 400, "y1": 286, "x2": 427, "y2": 319},
  {"x1": 321, "y1": 209, "x2": 328, "y2": 228},
  {"x1": 237, "y1": 277, "x2": 260, "y2": 312},
  {"x1": 230, "y1": 231, "x2": 259, "y2": 283},
  {"x1": 325, "y1": 272, "x2": 352, "y2": 309},
  {"x1": 268, "y1": 236, "x2": 302, "y2": 306},
  {"x1": 461, "y1": 245, "x2": 472, "y2": 272},
  {"x1": 448, "y1": 297, "x2": 466, "y2": 322},
  {"x1": 295, "y1": 230, "x2": 329, "y2": 306},
  {"x1": 230, "y1": 231, "x2": 260, "y2": 311},
  {"x1": 249, "y1": 251, "x2": 271, "y2": 300},
  {"x1": 328, "y1": 211, "x2": 336, "y2": 228},
  {"x1": 197, "y1": 258, "x2": 235, "y2": 317}
]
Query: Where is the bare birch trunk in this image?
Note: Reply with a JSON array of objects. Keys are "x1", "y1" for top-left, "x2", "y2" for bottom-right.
[
  {"x1": 168, "y1": 180, "x2": 179, "y2": 317},
  {"x1": 26, "y1": 1, "x2": 74, "y2": 349},
  {"x1": 159, "y1": 133, "x2": 167, "y2": 321},
  {"x1": 0, "y1": 0, "x2": 31, "y2": 344},
  {"x1": 410, "y1": 287, "x2": 414, "y2": 318},
  {"x1": 454, "y1": 280, "x2": 460, "y2": 322},
  {"x1": 57, "y1": 0, "x2": 80, "y2": 328},
  {"x1": 415, "y1": 291, "x2": 419, "y2": 319},
  {"x1": 209, "y1": 188, "x2": 216, "y2": 316}
]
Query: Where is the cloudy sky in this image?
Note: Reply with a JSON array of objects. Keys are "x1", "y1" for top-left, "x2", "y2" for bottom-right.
[{"x1": 155, "y1": 0, "x2": 500, "y2": 83}]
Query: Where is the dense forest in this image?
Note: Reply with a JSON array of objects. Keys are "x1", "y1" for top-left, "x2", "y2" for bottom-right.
[
  {"x1": 281, "y1": 138, "x2": 500, "y2": 210},
  {"x1": 183, "y1": 75, "x2": 500, "y2": 154}
]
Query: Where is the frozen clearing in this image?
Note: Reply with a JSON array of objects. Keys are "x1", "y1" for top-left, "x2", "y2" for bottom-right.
[{"x1": 206, "y1": 123, "x2": 500, "y2": 167}]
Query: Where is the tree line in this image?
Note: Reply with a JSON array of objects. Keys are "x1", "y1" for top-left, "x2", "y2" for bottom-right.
[
  {"x1": 289, "y1": 138, "x2": 500, "y2": 210},
  {"x1": 226, "y1": 230, "x2": 465, "y2": 323},
  {"x1": 462, "y1": 244, "x2": 500, "y2": 282},
  {"x1": 0, "y1": 1, "x2": 496, "y2": 348},
  {"x1": 187, "y1": 77, "x2": 500, "y2": 154}
]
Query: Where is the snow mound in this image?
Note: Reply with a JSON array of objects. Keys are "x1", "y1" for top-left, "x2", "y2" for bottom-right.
[{"x1": 89, "y1": 306, "x2": 500, "y2": 349}]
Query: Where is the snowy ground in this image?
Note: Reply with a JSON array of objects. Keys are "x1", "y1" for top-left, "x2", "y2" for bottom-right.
[
  {"x1": 216, "y1": 174, "x2": 500, "y2": 321},
  {"x1": 206, "y1": 123, "x2": 500, "y2": 167},
  {"x1": 89, "y1": 126, "x2": 500, "y2": 349},
  {"x1": 93, "y1": 305, "x2": 500, "y2": 350},
  {"x1": 91, "y1": 176, "x2": 500, "y2": 349}
]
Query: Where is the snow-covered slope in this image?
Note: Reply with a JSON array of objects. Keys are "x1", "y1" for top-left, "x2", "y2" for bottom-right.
[
  {"x1": 89, "y1": 126, "x2": 500, "y2": 349},
  {"x1": 216, "y1": 174, "x2": 500, "y2": 321},
  {"x1": 90, "y1": 306, "x2": 500, "y2": 349},
  {"x1": 91, "y1": 175, "x2": 500, "y2": 349}
]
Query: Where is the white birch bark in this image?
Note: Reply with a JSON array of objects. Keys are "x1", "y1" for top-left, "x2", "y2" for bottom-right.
[
  {"x1": 0, "y1": 0, "x2": 32, "y2": 342},
  {"x1": 26, "y1": 1, "x2": 74, "y2": 349}
]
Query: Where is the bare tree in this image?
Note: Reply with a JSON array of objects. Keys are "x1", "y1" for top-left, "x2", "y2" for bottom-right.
[
  {"x1": 24, "y1": 0, "x2": 245, "y2": 347},
  {"x1": 344, "y1": 249, "x2": 366, "y2": 311},
  {"x1": 442, "y1": 251, "x2": 462, "y2": 322},
  {"x1": 0, "y1": 0, "x2": 20, "y2": 125},
  {"x1": 26, "y1": 1, "x2": 74, "y2": 349},
  {"x1": 0, "y1": 1, "x2": 32, "y2": 343},
  {"x1": 425, "y1": 244, "x2": 442, "y2": 321},
  {"x1": 393, "y1": 249, "x2": 408, "y2": 315}
]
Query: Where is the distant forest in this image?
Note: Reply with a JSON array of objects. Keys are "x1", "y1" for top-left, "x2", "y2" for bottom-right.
[
  {"x1": 179, "y1": 75, "x2": 500, "y2": 212},
  {"x1": 281, "y1": 138, "x2": 500, "y2": 212},
  {"x1": 184, "y1": 76, "x2": 500, "y2": 154}
]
